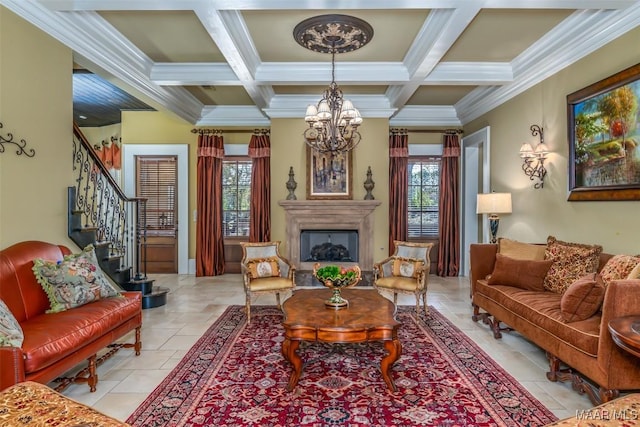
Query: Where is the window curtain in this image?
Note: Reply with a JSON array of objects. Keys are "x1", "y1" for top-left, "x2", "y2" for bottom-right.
[
  {"x1": 248, "y1": 132, "x2": 271, "y2": 242},
  {"x1": 196, "y1": 134, "x2": 225, "y2": 276},
  {"x1": 388, "y1": 131, "x2": 408, "y2": 255},
  {"x1": 437, "y1": 132, "x2": 460, "y2": 277}
]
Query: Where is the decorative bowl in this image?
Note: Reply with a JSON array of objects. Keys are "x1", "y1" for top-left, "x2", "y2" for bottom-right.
[{"x1": 312, "y1": 263, "x2": 362, "y2": 308}]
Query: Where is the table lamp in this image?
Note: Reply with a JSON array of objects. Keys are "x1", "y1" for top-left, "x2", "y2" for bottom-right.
[{"x1": 476, "y1": 193, "x2": 512, "y2": 244}]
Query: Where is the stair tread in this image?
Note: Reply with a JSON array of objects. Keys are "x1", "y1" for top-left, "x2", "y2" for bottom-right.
[{"x1": 129, "y1": 278, "x2": 156, "y2": 285}]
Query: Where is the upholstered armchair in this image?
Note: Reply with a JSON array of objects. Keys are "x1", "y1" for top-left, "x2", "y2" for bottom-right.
[
  {"x1": 240, "y1": 241, "x2": 296, "y2": 322},
  {"x1": 373, "y1": 241, "x2": 434, "y2": 315}
]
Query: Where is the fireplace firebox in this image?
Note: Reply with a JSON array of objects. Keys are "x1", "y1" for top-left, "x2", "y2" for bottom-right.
[{"x1": 300, "y1": 230, "x2": 358, "y2": 262}]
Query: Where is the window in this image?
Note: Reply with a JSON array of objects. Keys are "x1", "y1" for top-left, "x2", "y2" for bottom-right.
[
  {"x1": 136, "y1": 156, "x2": 177, "y2": 236},
  {"x1": 222, "y1": 157, "x2": 252, "y2": 237},
  {"x1": 408, "y1": 156, "x2": 441, "y2": 237}
]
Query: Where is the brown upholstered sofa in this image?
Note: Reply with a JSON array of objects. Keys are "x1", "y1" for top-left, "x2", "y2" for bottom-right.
[
  {"x1": 0, "y1": 241, "x2": 142, "y2": 392},
  {"x1": 470, "y1": 242, "x2": 640, "y2": 405}
]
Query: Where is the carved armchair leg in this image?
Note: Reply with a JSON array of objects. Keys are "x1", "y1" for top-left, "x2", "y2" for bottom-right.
[
  {"x1": 134, "y1": 326, "x2": 142, "y2": 355},
  {"x1": 546, "y1": 353, "x2": 561, "y2": 381},
  {"x1": 276, "y1": 293, "x2": 282, "y2": 310},
  {"x1": 246, "y1": 292, "x2": 252, "y2": 324},
  {"x1": 472, "y1": 304, "x2": 484, "y2": 322},
  {"x1": 599, "y1": 387, "x2": 620, "y2": 404},
  {"x1": 87, "y1": 355, "x2": 98, "y2": 392}
]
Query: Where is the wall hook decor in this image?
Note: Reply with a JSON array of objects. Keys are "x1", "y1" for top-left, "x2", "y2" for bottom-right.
[{"x1": 0, "y1": 122, "x2": 36, "y2": 157}]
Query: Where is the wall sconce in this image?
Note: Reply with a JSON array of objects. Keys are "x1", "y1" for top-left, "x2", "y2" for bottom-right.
[
  {"x1": 519, "y1": 124, "x2": 548, "y2": 189},
  {"x1": 476, "y1": 192, "x2": 512, "y2": 244}
]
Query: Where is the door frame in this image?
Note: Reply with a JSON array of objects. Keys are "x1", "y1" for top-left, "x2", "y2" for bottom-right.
[
  {"x1": 122, "y1": 144, "x2": 189, "y2": 275},
  {"x1": 460, "y1": 127, "x2": 491, "y2": 276}
]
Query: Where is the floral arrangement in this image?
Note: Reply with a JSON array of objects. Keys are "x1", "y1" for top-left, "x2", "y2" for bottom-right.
[{"x1": 313, "y1": 264, "x2": 361, "y2": 287}]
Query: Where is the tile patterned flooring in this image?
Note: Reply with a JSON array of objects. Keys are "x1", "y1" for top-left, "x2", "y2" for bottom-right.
[{"x1": 55, "y1": 273, "x2": 595, "y2": 422}]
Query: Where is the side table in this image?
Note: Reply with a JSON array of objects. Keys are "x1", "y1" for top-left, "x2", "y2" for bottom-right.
[{"x1": 608, "y1": 315, "x2": 640, "y2": 358}]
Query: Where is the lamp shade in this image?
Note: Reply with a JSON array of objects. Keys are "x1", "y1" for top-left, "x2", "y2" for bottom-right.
[{"x1": 476, "y1": 193, "x2": 512, "y2": 215}]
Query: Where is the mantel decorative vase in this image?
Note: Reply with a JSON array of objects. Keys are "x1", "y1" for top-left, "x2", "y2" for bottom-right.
[{"x1": 312, "y1": 263, "x2": 362, "y2": 309}]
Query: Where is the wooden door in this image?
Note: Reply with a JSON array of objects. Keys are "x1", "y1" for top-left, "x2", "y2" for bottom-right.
[{"x1": 136, "y1": 155, "x2": 178, "y2": 273}]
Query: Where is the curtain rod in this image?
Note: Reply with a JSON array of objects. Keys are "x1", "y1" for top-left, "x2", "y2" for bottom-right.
[
  {"x1": 191, "y1": 128, "x2": 270, "y2": 135},
  {"x1": 389, "y1": 128, "x2": 463, "y2": 135}
]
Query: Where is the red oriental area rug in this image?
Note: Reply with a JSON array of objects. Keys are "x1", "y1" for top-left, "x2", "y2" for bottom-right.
[{"x1": 127, "y1": 306, "x2": 557, "y2": 427}]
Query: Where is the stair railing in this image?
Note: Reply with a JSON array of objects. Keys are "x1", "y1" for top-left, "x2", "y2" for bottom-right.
[{"x1": 71, "y1": 123, "x2": 147, "y2": 283}]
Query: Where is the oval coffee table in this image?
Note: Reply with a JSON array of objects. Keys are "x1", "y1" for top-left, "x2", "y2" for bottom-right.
[{"x1": 281, "y1": 288, "x2": 401, "y2": 392}]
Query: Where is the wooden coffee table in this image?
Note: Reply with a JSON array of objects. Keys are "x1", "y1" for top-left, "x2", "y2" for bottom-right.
[{"x1": 281, "y1": 288, "x2": 401, "y2": 392}]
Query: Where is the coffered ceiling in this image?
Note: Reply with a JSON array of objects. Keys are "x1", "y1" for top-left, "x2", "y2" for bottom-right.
[{"x1": 4, "y1": 1, "x2": 640, "y2": 128}]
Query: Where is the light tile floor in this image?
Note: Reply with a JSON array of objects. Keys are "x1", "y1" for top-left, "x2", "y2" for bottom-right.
[{"x1": 55, "y1": 273, "x2": 595, "y2": 422}]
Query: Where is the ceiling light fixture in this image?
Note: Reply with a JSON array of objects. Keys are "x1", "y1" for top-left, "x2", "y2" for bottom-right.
[{"x1": 294, "y1": 14, "x2": 373, "y2": 153}]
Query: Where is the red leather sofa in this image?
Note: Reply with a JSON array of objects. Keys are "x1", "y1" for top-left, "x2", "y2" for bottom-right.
[{"x1": 0, "y1": 241, "x2": 142, "y2": 392}]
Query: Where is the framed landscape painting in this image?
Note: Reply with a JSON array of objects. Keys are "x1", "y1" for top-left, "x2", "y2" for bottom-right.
[
  {"x1": 567, "y1": 63, "x2": 640, "y2": 201},
  {"x1": 306, "y1": 147, "x2": 352, "y2": 199}
]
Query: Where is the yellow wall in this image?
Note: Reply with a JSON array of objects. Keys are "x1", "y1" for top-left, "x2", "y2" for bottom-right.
[
  {"x1": 270, "y1": 118, "x2": 390, "y2": 260},
  {"x1": 3, "y1": 4, "x2": 637, "y2": 259},
  {"x1": 465, "y1": 25, "x2": 640, "y2": 254},
  {"x1": 80, "y1": 123, "x2": 122, "y2": 148},
  {"x1": 0, "y1": 7, "x2": 75, "y2": 248},
  {"x1": 120, "y1": 113, "x2": 391, "y2": 260}
]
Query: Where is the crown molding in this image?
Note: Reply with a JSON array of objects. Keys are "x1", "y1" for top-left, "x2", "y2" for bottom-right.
[
  {"x1": 390, "y1": 106, "x2": 462, "y2": 127},
  {"x1": 456, "y1": 5, "x2": 640, "y2": 125},
  {"x1": 2, "y1": 0, "x2": 204, "y2": 123},
  {"x1": 198, "y1": 106, "x2": 271, "y2": 126},
  {"x1": 255, "y1": 62, "x2": 409, "y2": 84},
  {"x1": 151, "y1": 63, "x2": 239, "y2": 85},
  {"x1": 387, "y1": 7, "x2": 480, "y2": 110},
  {"x1": 264, "y1": 95, "x2": 395, "y2": 119},
  {"x1": 425, "y1": 62, "x2": 513, "y2": 85}
]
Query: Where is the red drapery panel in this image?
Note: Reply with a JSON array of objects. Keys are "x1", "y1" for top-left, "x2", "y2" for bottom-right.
[
  {"x1": 437, "y1": 133, "x2": 461, "y2": 277},
  {"x1": 248, "y1": 133, "x2": 271, "y2": 242},
  {"x1": 388, "y1": 132, "x2": 409, "y2": 255},
  {"x1": 196, "y1": 134, "x2": 225, "y2": 276}
]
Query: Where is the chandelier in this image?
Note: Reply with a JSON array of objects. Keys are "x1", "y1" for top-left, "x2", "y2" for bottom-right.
[{"x1": 293, "y1": 15, "x2": 374, "y2": 153}]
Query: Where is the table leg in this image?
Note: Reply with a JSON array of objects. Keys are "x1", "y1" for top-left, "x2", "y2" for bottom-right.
[
  {"x1": 381, "y1": 339, "x2": 401, "y2": 392},
  {"x1": 282, "y1": 338, "x2": 302, "y2": 391}
]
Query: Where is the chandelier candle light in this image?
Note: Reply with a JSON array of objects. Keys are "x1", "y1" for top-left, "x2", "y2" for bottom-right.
[{"x1": 294, "y1": 15, "x2": 373, "y2": 153}]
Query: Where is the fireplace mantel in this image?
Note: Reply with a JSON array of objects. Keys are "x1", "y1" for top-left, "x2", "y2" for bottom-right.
[{"x1": 278, "y1": 200, "x2": 381, "y2": 271}]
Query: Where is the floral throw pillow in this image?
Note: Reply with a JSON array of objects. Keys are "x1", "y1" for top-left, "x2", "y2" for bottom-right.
[
  {"x1": 600, "y1": 254, "x2": 640, "y2": 286},
  {"x1": 246, "y1": 257, "x2": 281, "y2": 279},
  {"x1": 0, "y1": 299, "x2": 23, "y2": 347},
  {"x1": 543, "y1": 236, "x2": 602, "y2": 294},
  {"x1": 32, "y1": 244, "x2": 121, "y2": 313},
  {"x1": 392, "y1": 257, "x2": 424, "y2": 279}
]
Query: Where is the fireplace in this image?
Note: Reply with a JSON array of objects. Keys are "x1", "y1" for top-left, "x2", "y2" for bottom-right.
[
  {"x1": 278, "y1": 200, "x2": 381, "y2": 271},
  {"x1": 300, "y1": 229, "x2": 358, "y2": 262}
]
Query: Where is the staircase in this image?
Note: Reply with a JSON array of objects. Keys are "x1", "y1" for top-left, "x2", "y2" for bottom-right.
[{"x1": 68, "y1": 123, "x2": 168, "y2": 309}]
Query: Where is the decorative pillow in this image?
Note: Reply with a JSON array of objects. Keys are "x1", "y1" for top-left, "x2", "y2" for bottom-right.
[
  {"x1": 498, "y1": 238, "x2": 546, "y2": 261},
  {"x1": 560, "y1": 273, "x2": 606, "y2": 323},
  {"x1": 32, "y1": 244, "x2": 121, "y2": 313},
  {"x1": 0, "y1": 299, "x2": 23, "y2": 347},
  {"x1": 543, "y1": 236, "x2": 602, "y2": 294},
  {"x1": 600, "y1": 254, "x2": 640, "y2": 286},
  {"x1": 246, "y1": 257, "x2": 281, "y2": 279},
  {"x1": 392, "y1": 257, "x2": 424, "y2": 279},
  {"x1": 487, "y1": 254, "x2": 553, "y2": 292},
  {"x1": 628, "y1": 262, "x2": 640, "y2": 279}
]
